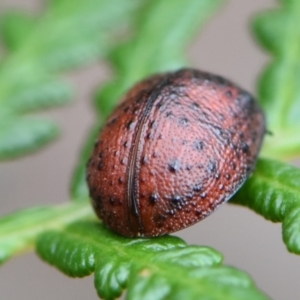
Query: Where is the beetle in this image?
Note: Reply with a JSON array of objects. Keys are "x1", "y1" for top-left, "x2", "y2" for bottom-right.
[{"x1": 87, "y1": 68, "x2": 265, "y2": 237}]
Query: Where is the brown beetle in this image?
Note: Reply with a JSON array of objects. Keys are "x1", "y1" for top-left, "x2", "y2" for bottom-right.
[{"x1": 87, "y1": 69, "x2": 265, "y2": 237}]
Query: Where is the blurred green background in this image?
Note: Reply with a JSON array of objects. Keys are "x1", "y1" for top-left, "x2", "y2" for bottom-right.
[{"x1": 0, "y1": 0, "x2": 299, "y2": 299}]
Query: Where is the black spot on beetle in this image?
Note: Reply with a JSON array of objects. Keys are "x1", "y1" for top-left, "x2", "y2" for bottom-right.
[
  {"x1": 166, "y1": 111, "x2": 173, "y2": 118},
  {"x1": 195, "y1": 209, "x2": 202, "y2": 216},
  {"x1": 123, "y1": 106, "x2": 130, "y2": 113},
  {"x1": 236, "y1": 91, "x2": 255, "y2": 110},
  {"x1": 121, "y1": 158, "x2": 128, "y2": 165},
  {"x1": 150, "y1": 120, "x2": 158, "y2": 129},
  {"x1": 171, "y1": 195, "x2": 183, "y2": 203},
  {"x1": 215, "y1": 172, "x2": 220, "y2": 180},
  {"x1": 193, "y1": 140, "x2": 204, "y2": 151},
  {"x1": 182, "y1": 140, "x2": 188, "y2": 145},
  {"x1": 141, "y1": 155, "x2": 148, "y2": 164},
  {"x1": 241, "y1": 142, "x2": 250, "y2": 154},
  {"x1": 191, "y1": 102, "x2": 200, "y2": 110},
  {"x1": 207, "y1": 160, "x2": 217, "y2": 174},
  {"x1": 214, "y1": 127, "x2": 224, "y2": 138},
  {"x1": 186, "y1": 164, "x2": 193, "y2": 171},
  {"x1": 168, "y1": 159, "x2": 181, "y2": 172},
  {"x1": 199, "y1": 111, "x2": 210, "y2": 120},
  {"x1": 179, "y1": 117, "x2": 189, "y2": 126},
  {"x1": 149, "y1": 193, "x2": 159, "y2": 204},
  {"x1": 170, "y1": 195, "x2": 186, "y2": 210},
  {"x1": 230, "y1": 143, "x2": 238, "y2": 150},
  {"x1": 108, "y1": 117, "x2": 118, "y2": 126},
  {"x1": 225, "y1": 173, "x2": 231, "y2": 180},
  {"x1": 109, "y1": 197, "x2": 115, "y2": 205},
  {"x1": 154, "y1": 214, "x2": 168, "y2": 227},
  {"x1": 127, "y1": 120, "x2": 135, "y2": 130},
  {"x1": 156, "y1": 101, "x2": 163, "y2": 108},
  {"x1": 201, "y1": 192, "x2": 207, "y2": 198},
  {"x1": 193, "y1": 184, "x2": 202, "y2": 192},
  {"x1": 147, "y1": 132, "x2": 154, "y2": 140},
  {"x1": 97, "y1": 160, "x2": 104, "y2": 171}
]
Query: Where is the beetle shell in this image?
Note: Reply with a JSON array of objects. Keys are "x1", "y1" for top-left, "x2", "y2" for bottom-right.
[{"x1": 87, "y1": 68, "x2": 265, "y2": 237}]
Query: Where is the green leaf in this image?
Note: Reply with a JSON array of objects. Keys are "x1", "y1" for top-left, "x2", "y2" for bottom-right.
[
  {"x1": 5, "y1": 77, "x2": 73, "y2": 113},
  {"x1": 36, "y1": 221, "x2": 268, "y2": 300},
  {"x1": 0, "y1": 201, "x2": 94, "y2": 265},
  {"x1": 0, "y1": 0, "x2": 145, "y2": 160},
  {"x1": 0, "y1": 0, "x2": 144, "y2": 74},
  {"x1": 231, "y1": 158, "x2": 300, "y2": 254},
  {"x1": 0, "y1": 117, "x2": 59, "y2": 160},
  {"x1": 0, "y1": 12, "x2": 36, "y2": 51},
  {"x1": 96, "y1": 0, "x2": 224, "y2": 117},
  {"x1": 261, "y1": 128, "x2": 300, "y2": 159},
  {"x1": 71, "y1": 125, "x2": 102, "y2": 200},
  {"x1": 253, "y1": 0, "x2": 300, "y2": 158},
  {"x1": 71, "y1": 0, "x2": 223, "y2": 200}
]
